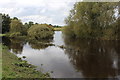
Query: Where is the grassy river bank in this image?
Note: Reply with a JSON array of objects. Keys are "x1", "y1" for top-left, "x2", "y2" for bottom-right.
[{"x1": 1, "y1": 44, "x2": 50, "y2": 78}]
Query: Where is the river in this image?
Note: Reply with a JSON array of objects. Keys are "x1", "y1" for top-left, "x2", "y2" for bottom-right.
[{"x1": 2, "y1": 31, "x2": 120, "y2": 78}]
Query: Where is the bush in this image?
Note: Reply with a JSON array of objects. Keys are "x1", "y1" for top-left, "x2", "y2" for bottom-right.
[{"x1": 27, "y1": 24, "x2": 54, "y2": 40}]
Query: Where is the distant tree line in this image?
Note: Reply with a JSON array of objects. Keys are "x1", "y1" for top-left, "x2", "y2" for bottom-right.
[
  {"x1": 63, "y1": 2, "x2": 120, "y2": 40},
  {"x1": 52, "y1": 25, "x2": 62, "y2": 28}
]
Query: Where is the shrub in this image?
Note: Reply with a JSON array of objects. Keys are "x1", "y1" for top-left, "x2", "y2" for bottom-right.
[{"x1": 27, "y1": 24, "x2": 54, "y2": 40}]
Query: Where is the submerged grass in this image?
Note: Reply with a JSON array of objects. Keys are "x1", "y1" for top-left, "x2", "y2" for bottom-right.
[{"x1": 2, "y1": 44, "x2": 50, "y2": 78}]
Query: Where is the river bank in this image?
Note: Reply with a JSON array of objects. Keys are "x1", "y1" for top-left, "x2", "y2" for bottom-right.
[{"x1": 1, "y1": 44, "x2": 50, "y2": 78}]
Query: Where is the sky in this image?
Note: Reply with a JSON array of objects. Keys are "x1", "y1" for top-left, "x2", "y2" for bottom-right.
[
  {"x1": 0, "y1": 0, "x2": 82, "y2": 26},
  {"x1": 1, "y1": 0, "x2": 119, "y2": 26}
]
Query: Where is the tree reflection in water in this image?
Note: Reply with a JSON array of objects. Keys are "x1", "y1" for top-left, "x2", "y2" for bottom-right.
[
  {"x1": 2, "y1": 37, "x2": 26, "y2": 54},
  {"x1": 2, "y1": 35, "x2": 120, "y2": 78},
  {"x1": 10, "y1": 38, "x2": 26, "y2": 54},
  {"x1": 28, "y1": 39, "x2": 54, "y2": 50},
  {"x1": 64, "y1": 37, "x2": 119, "y2": 78},
  {"x1": 2, "y1": 37, "x2": 54, "y2": 53}
]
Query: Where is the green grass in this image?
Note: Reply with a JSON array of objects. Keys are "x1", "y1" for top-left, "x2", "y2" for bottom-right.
[
  {"x1": 54, "y1": 27, "x2": 63, "y2": 31},
  {"x1": 1, "y1": 44, "x2": 50, "y2": 78}
]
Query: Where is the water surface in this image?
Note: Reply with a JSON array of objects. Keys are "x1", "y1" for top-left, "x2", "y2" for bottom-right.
[{"x1": 2, "y1": 31, "x2": 120, "y2": 78}]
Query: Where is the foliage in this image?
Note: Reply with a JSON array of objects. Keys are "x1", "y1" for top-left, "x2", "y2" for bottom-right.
[
  {"x1": 22, "y1": 21, "x2": 37, "y2": 35},
  {"x1": 28, "y1": 24, "x2": 54, "y2": 40},
  {"x1": 13, "y1": 17, "x2": 19, "y2": 20},
  {"x1": 64, "y1": 2, "x2": 120, "y2": 40},
  {"x1": 10, "y1": 19, "x2": 23, "y2": 33},
  {"x1": 1, "y1": 14, "x2": 11, "y2": 34},
  {"x1": 9, "y1": 32, "x2": 22, "y2": 37},
  {"x1": 0, "y1": 14, "x2": 2, "y2": 34},
  {"x1": 22, "y1": 23, "x2": 29, "y2": 35},
  {"x1": 9, "y1": 19, "x2": 28, "y2": 37},
  {"x1": 28, "y1": 21, "x2": 34, "y2": 27},
  {"x1": 53, "y1": 25, "x2": 62, "y2": 28}
]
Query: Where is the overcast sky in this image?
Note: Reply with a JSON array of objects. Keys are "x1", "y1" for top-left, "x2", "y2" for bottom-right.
[{"x1": 0, "y1": 0, "x2": 82, "y2": 26}]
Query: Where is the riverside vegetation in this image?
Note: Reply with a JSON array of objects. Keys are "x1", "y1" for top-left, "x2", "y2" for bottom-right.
[
  {"x1": 1, "y1": 44, "x2": 50, "y2": 78},
  {"x1": 0, "y1": 14, "x2": 56, "y2": 78},
  {"x1": 63, "y1": 2, "x2": 120, "y2": 40},
  {"x1": 0, "y1": 1, "x2": 120, "y2": 79}
]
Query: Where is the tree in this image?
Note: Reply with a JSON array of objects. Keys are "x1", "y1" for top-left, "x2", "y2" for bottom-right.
[
  {"x1": 2, "y1": 14, "x2": 11, "y2": 33},
  {"x1": 13, "y1": 17, "x2": 18, "y2": 20},
  {"x1": 35, "y1": 23, "x2": 38, "y2": 25},
  {"x1": 64, "y1": 2, "x2": 119, "y2": 40},
  {"x1": 27, "y1": 24, "x2": 54, "y2": 40},
  {"x1": 115, "y1": 2, "x2": 120, "y2": 39},
  {"x1": 10, "y1": 19, "x2": 23, "y2": 35},
  {"x1": 28, "y1": 21, "x2": 34, "y2": 27},
  {"x1": 0, "y1": 14, "x2": 2, "y2": 33}
]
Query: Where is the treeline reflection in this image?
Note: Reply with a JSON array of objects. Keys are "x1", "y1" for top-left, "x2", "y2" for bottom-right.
[
  {"x1": 64, "y1": 37, "x2": 120, "y2": 78},
  {"x1": 2, "y1": 37, "x2": 53, "y2": 54}
]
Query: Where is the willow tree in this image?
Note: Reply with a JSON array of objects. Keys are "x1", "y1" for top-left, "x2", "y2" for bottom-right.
[
  {"x1": 10, "y1": 19, "x2": 23, "y2": 32},
  {"x1": 10, "y1": 19, "x2": 23, "y2": 37},
  {"x1": 64, "y1": 2, "x2": 119, "y2": 40}
]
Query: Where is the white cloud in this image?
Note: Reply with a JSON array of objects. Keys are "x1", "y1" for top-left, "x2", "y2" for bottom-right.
[
  {"x1": 0, "y1": 8, "x2": 24, "y2": 17},
  {"x1": 20, "y1": 15, "x2": 53, "y2": 24},
  {"x1": 0, "y1": 0, "x2": 80, "y2": 25}
]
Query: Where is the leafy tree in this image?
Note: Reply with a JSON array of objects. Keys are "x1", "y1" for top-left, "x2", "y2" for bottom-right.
[
  {"x1": 13, "y1": 17, "x2": 18, "y2": 20},
  {"x1": 22, "y1": 23, "x2": 30, "y2": 35},
  {"x1": 0, "y1": 14, "x2": 2, "y2": 33},
  {"x1": 53, "y1": 25, "x2": 61, "y2": 28},
  {"x1": 27, "y1": 24, "x2": 54, "y2": 40},
  {"x1": 24, "y1": 23, "x2": 29, "y2": 28},
  {"x1": 2, "y1": 14, "x2": 11, "y2": 33},
  {"x1": 115, "y1": 2, "x2": 120, "y2": 39},
  {"x1": 10, "y1": 19, "x2": 23, "y2": 35},
  {"x1": 35, "y1": 23, "x2": 38, "y2": 25},
  {"x1": 28, "y1": 21, "x2": 34, "y2": 27},
  {"x1": 64, "y1": 2, "x2": 119, "y2": 40}
]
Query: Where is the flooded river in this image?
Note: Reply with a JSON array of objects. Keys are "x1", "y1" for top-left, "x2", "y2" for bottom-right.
[{"x1": 2, "y1": 31, "x2": 120, "y2": 78}]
